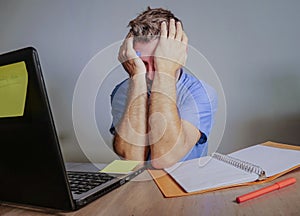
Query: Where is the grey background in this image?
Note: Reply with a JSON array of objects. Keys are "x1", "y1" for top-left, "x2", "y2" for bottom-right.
[{"x1": 1, "y1": 0, "x2": 299, "y2": 163}]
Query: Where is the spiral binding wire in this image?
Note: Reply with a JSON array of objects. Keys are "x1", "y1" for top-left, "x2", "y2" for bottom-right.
[{"x1": 212, "y1": 152, "x2": 266, "y2": 180}]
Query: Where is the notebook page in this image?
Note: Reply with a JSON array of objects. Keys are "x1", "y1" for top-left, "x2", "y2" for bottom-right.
[
  {"x1": 165, "y1": 156, "x2": 258, "y2": 193},
  {"x1": 229, "y1": 145, "x2": 300, "y2": 177}
]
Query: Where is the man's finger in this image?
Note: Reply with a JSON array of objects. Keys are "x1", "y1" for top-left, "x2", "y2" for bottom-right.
[
  {"x1": 175, "y1": 21, "x2": 183, "y2": 41},
  {"x1": 160, "y1": 21, "x2": 167, "y2": 38},
  {"x1": 182, "y1": 31, "x2": 188, "y2": 45},
  {"x1": 118, "y1": 42, "x2": 125, "y2": 62},
  {"x1": 118, "y1": 37, "x2": 135, "y2": 63},
  {"x1": 126, "y1": 31, "x2": 133, "y2": 39},
  {"x1": 125, "y1": 37, "x2": 138, "y2": 59},
  {"x1": 168, "y1": 19, "x2": 176, "y2": 39},
  {"x1": 126, "y1": 37, "x2": 134, "y2": 52}
]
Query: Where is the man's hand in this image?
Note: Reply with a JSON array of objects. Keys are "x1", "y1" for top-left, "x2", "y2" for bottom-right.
[
  {"x1": 154, "y1": 19, "x2": 188, "y2": 76},
  {"x1": 118, "y1": 34, "x2": 146, "y2": 77}
]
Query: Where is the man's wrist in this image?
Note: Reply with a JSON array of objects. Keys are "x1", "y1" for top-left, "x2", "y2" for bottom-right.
[
  {"x1": 151, "y1": 72, "x2": 177, "y2": 101},
  {"x1": 155, "y1": 63, "x2": 178, "y2": 77}
]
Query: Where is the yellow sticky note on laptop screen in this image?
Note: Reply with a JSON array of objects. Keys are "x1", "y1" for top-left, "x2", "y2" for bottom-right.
[
  {"x1": 0, "y1": 61, "x2": 28, "y2": 118},
  {"x1": 100, "y1": 160, "x2": 140, "y2": 174}
]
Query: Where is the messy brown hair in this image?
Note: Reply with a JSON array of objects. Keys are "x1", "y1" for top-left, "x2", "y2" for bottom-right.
[{"x1": 128, "y1": 7, "x2": 182, "y2": 42}]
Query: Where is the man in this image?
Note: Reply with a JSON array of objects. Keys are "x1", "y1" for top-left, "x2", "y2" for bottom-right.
[{"x1": 110, "y1": 7, "x2": 217, "y2": 169}]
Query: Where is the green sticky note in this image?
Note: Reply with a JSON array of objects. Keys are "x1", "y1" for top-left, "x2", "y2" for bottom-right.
[
  {"x1": 100, "y1": 160, "x2": 140, "y2": 174},
  {"x1": 0, "y1": 61, "x2": 28, "y2": 118}
]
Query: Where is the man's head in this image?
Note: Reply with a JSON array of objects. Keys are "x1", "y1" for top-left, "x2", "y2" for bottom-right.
[
  {"x1": 128, "y1": 7, "x2": 182, "y2": 42},
  {"x1": 126, "y1": 7, "x2": 183, "y2": 80}
]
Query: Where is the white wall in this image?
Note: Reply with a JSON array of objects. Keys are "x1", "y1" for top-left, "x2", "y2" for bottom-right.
[{"x1": 1, "y1": 0, "x2": 299, "y2": 162}]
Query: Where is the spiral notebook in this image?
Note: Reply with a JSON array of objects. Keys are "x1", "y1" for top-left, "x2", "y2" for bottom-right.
[{"x1": 148, "y1": 141, "x2": 300, "y2": 197}]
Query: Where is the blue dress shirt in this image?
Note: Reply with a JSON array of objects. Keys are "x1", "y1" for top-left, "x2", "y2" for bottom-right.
[{"x1": 110, "y1": 68, "x2": 218, "y2": 161}]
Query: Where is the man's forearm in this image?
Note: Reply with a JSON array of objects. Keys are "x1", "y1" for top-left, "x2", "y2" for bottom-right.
[
  {"x1": 149, "y1": 73, "x2": 185, "y2": 166},
  {"x1": 149, "y1": 72, "x2": 200, "y2": 168},
  {"x1": 113, "y1": 74, "x2": 149, "y2": 161}
]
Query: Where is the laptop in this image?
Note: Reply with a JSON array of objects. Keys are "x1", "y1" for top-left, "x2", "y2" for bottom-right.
[{"x1": 0, "y1": 47, "x2": 145, "y2": 211}]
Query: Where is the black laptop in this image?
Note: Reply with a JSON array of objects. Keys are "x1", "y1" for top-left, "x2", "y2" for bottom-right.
[{"x1": 0, "y1": 47, "x2": 145, "y2": 211}]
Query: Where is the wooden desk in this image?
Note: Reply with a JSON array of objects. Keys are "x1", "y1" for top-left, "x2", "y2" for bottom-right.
[{"x1": 1, "y1": 168, "x2": 300, "y2": 216}]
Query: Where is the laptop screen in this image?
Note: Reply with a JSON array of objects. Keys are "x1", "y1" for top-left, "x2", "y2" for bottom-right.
[{"x1": 0, "y1": 47, "x2": 75, "y2": 210}]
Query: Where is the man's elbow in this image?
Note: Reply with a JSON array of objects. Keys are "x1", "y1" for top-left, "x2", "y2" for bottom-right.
[
  {"x1": 150, "y1": 144, "x2": 187, "y2": 169},
  {"x1": 112, "y1": 135, "x2": 126, "y2": 158},
  {"x1": 150, "y1": 157, "x2": 178, "y2": 169}
]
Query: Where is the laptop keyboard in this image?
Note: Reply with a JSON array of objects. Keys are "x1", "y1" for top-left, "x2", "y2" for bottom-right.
[{"x1": 67, "y1": 171, "x2": 115, "y2": 195}]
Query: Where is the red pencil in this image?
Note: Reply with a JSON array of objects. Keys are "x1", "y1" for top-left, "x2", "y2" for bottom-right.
[{"x1": 236, "y1": 177, "x2": 296, "y2": 203}]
